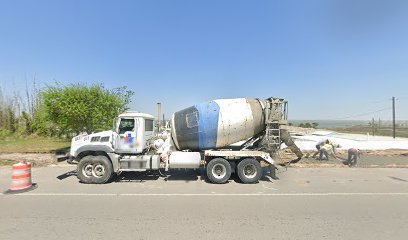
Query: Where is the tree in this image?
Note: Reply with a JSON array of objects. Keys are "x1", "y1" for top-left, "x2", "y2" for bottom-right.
[
  {"x1": 41, "y1": 83, "x2": 134, "y2": 136},
  {"x1": 298, "y1": 122, "x2": 318, "y2": 129},
  {"x1": 304, "y1": 122, "x2": 312, "y2": 128}
]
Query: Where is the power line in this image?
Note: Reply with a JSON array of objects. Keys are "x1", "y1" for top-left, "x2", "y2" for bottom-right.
[
  {"x1": 329, "y1": 99, "x2": 391, "y2": 120},
  {"x1": 365, "y1": 99, "x2": 390, "y2": 105},
  {"x1": 330, "y1": 107, "x2": 391, "y2": 120}
]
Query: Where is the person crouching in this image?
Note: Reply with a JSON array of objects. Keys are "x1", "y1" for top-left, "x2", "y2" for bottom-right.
[
  {"x1": 318, "y1": 143, "x2": 338, "y2": 160},
  {"x1": 344, "y1": 148, "x2": 360, "y2": 167}
]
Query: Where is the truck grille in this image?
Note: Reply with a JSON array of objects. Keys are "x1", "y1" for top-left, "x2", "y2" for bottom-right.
[
  {"x1": 100, "y1": 136, "x2": 110, "y2": 142},
  {"x1": 90, "y1": 136, "x2": 100, "y2": 142}
]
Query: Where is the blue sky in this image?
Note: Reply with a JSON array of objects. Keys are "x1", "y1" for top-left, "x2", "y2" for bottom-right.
[{"x1": 0, "y1": 0, "x2": 407, "y2": 120}]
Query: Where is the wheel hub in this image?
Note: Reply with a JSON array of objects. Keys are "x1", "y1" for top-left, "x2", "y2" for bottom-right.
[
  {"x1": 93, "y1": 164, "x2": 106, "y2": 178},
  {"x1": 243, "y1": 164, "x2": 257, "y2": 179},
  {"x1": 82, "y1": 164, "x2": 93, "y2": 178},
  {"x1": 212, "y1": 163, "x2": 226, "y2": 179}
]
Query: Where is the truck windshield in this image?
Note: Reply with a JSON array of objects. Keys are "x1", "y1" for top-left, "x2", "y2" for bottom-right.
[{"x1": 119, "y1": 118, "x2": 135, "y2": 134}]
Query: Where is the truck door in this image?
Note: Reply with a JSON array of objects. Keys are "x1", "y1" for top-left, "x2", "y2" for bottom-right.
[
  {"x1": 115, "y1": 118, "x2": 140, "y2": 154},
  {"x1": 144, "y1": 119, "x2": 154, "y2": 142}
]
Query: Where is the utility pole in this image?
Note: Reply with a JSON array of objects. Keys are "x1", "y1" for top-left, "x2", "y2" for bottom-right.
[
  {"x1": 392, "y1": 97, "x2": 396, "y2": 139},
  {"x1": 372, "y1": 118, "x2": 375, "y2": 136},
  {"x1": 157, "y1": 102, "x2": 161, "y2": 132}
]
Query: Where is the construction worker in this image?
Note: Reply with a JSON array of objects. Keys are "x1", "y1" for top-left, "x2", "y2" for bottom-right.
[
  {"x1": 332, "y1": 142, "x2": 341, "y2": 155},
  {"x1": 318, "y1": 142, "x2": 338, "y2": 160},
  {"x1": 344, "y1": 148, "x2": 360, "y2": 167},
  {"x1": 312, "y1": 139, "x2": 329, "y2": 158}
]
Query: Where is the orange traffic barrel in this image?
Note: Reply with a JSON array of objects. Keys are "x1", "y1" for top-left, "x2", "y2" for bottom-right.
[{"x1": 4, "y1": 162, "x2": 37, "y2": 194}]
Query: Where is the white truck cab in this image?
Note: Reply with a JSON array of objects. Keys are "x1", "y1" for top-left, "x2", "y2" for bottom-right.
[
  {"x1": 114, "y1": 112, "x2": 155, "y2": 154},
  {"x1": 69, "y1": 111, "x2": 155, "y2": 159}
]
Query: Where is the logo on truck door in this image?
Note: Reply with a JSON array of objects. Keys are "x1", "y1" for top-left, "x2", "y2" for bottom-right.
[{"x1": 124, "y1": 133, "x2": 135, "y2": 144}]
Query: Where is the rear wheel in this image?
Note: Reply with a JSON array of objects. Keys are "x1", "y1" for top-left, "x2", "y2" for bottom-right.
[
  {"x1": 206, "y1": 158, "x2": 231, "y2": 184},
  {"x1": 77, "y1": 155, "x2": 113, "y2": 184},
  {"x1": 237, "y1": 158, "x2": 262, "y2": 184}
]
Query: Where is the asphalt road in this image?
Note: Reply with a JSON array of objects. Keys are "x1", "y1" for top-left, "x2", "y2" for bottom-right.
[{"x1": 1, "y1": 166, "x2": 408, "y2": 240}]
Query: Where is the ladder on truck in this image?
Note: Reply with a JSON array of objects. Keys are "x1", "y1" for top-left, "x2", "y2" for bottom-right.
[
  {"x1": 264, "y1": 97, "x2": 288, "y2": 149},
  {"x1": 266, "y1": 127, "x2": 280, "y2": 148}
]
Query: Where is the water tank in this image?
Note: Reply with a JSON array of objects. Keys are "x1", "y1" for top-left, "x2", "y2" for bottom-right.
[{"x1": 171, "y1": 98, "x2": 265, "y2": 151}]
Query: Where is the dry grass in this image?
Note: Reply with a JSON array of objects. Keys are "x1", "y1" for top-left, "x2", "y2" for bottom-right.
[
  {"x1": 0, "y1": 159, "x2": 18, "y2": 166},
  {"x1": 0, "y1": 136, "x2": 70, "y2": 153}
]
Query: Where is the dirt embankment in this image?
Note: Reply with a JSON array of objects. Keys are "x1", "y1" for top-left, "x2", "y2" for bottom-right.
[{"x1": 0, "y1": 153, "x2": 60, "y2": 167}]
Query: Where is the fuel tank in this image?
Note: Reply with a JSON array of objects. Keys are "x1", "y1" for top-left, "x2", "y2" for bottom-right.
[{"x1": 171, "y1": 98, "x2": 265, "y2": 151}]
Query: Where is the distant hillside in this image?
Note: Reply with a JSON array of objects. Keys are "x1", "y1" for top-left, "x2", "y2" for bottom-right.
[{"x1": 289, "y1": 120, "x2": 408, "y2": 129}]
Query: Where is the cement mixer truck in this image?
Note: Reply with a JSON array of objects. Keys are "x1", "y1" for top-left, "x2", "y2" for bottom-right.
[{"x1": 68, "y1": 97, "x2": 303, "y2": 184}]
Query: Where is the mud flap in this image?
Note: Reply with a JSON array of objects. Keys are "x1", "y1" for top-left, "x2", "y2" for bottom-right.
[
  {"x1": 269, "y1": 163, "x2": 289, "y2": 180},
  {"x1": 269, "y1": 164, "x2": 278, "y2": 180}
]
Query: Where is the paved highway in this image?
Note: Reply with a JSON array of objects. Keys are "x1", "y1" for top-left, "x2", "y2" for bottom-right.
[{"x1": 1, "y1": 166, "x2": 408, "y2": 240}]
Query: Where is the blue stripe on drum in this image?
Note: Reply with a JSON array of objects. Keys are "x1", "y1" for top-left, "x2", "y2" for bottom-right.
[{"x1": 195, "y1": 101, "x2": 220, "y2": 150}]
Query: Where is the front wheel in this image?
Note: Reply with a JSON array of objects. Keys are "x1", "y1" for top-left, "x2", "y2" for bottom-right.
[
  {"x1": 237, "y1": 158, "x2": 262, "y2": 184},
  {"x1": 206, "y1": 158, "x2": 232, "y2": 184},
  {"x1": 77, "y1": 155, "x2": 113, "y2": 184}
]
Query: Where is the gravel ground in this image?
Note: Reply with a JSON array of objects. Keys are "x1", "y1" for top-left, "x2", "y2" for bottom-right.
[
  {"x1": 292, "y1": 155, "x2": 408, "y2": 168},
  {"x1": 0, "y1": 153, "x2": 60, "y2": 167}
]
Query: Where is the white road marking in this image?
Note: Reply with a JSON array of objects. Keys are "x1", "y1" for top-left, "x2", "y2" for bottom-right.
[{"x1": 1, "y1": 192, "x2": 408, "y2": 196}]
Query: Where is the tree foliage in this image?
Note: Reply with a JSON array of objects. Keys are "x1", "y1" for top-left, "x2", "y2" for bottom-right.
[
  {"x1": 42, "y1": 83, "x2": 134, "y2": 135},
  {"x1": 298, "y1": 122, "x2": 319, "y2": 129},
  {"x1": 0, "y1": 88, "x2": 20, "y2": 136}
]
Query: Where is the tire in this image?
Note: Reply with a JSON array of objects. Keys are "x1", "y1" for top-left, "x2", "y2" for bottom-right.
[
  {"x1": 206, "y1": 158, "x2": 231, "y2": 184},
  {"x1": 77, "y1": 155, "x2": 113, "y2": 184},
  {"x1": 237, "y1": 158, "x2": 262, "y2": 184}
]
